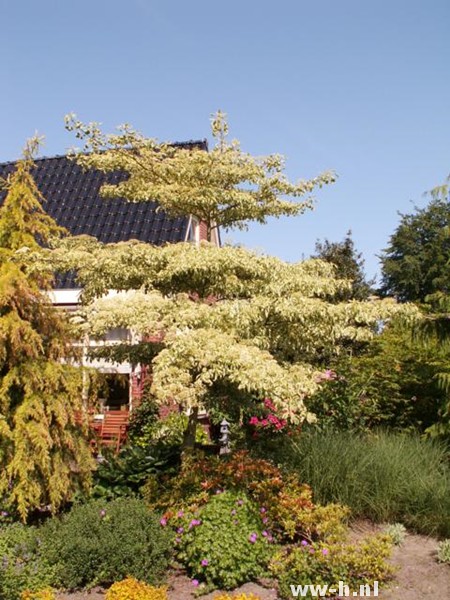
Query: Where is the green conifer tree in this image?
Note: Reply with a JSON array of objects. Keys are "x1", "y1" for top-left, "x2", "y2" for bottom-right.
[{"x1": 0, "y1": 140, "x2": 94, "y2": 520}]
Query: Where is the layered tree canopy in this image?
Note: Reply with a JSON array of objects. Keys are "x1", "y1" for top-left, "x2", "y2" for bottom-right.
[{"x1": 65, "y1": 111, "x2": 336, "y2": 241}]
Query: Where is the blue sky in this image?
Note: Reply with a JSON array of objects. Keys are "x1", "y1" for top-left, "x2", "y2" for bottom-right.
[{"x1": 2, "y1": 0, "x2": 449, "y2": 280}]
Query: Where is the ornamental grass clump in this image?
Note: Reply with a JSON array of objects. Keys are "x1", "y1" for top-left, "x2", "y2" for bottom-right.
[{"x1": 164, "y1": 490, "x2": 274, "y2": 590}]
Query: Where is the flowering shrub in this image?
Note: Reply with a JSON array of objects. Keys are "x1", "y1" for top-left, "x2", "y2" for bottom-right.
[
  {"x1": 248, "y1": 398, "x2": 288, "y2": 433},
  {"x1": 20, "y1": 590, "x2": 55, "y2": 600},
  {"x1": 144, "y1": 451, "x2": 350, "y2": 546},
  {"x1": 166, "y1": 490, "x2": 274, "y2": 590},
  {"x1": 106, "y1": 577, "x2": 168, "y2": 600},
  {"x1": 270, "y1": 534, "x2": 395, "y2": 599}
]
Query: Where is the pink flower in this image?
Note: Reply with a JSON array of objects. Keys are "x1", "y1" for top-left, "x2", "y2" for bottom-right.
[
  {"x1": 260, "y1": 419, "x2": 269, "y2": 427},
  {"x1": 322, "y1": 548, "x2": 329, "y2": 556},
  {"x1": 249, "y1": 533, "x2": 258, "y2": 543},
  {"x1": 262, "y1": 517, "x2": 269, "y2": 524},
  {"x1": 99, "y1": 509, "x2": 106, "y2": 518},
  {"x1": 160, "y1": 517, "x2": 167, "y2": 526},
  {"x1": 301, "y1": 540, "x2": 308, "y2": 546},
  {"x1": 262, "y1": 530, "x2": 269, "y2": 537},
  {"x1": 177, "y1": 527, "x2": 184, "y2": 534},
  {"x1": 192, "y1": 579, "x2": 199, "y2": 587},
  {"x1": 177, "y1": 510, "x2": 184, "y2": 518},
  {"x1": 249, "y1": 416, "x2": 259, "y2": 425},
  {"x1": 189, "y1": 519, "x2": 201, "y2": 529},
  {"x1": 260, "y1": 507, "x2": 267, "y2": 514},
  {"x1": 201, "y1": 559, "x2": 209, "y2": 566}
]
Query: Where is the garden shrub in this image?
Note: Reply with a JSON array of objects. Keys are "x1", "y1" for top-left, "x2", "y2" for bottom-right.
[
  {"x1": 39, "y1": 498, "x2": 173, "y2": 590},
  {"x1": 106, "y1": 577, "x2": 168, "y2": 600},
  {"x1": 270, "y1": 533, "x2": 395, "y2": 599},
  {"x1": 167, "y1": 490, "x2": 274, "y2": 590},
  {"x1": 0, "y1": 523, "x2": 56, "y2": 600},
  {"x1": 144, "y1": 451, "x2": 350, "y2": 546},
  {"x1": 279, "y1": 430, "x2": 450, "y2": 537}
]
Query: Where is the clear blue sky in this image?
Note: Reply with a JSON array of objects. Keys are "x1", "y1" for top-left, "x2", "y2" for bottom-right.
[{"x1": 2, "y1": 0, "x2": 449, "y2": 281}]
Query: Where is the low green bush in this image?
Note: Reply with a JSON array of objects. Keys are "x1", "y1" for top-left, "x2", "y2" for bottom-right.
[
  {"x1": 275, "y1": 430, "x2": 450, "y2": 537},
  {"x1": 437, "y1": 539, "x2": 450, "y2": 564},
  {"x1": 0, "y1": 523, "x2": 56, "y2": 600},
  {"x1": 39, "y1": 498, "x2": 173, "y2": 590},
  {"x1": 271, "y1": 533, "x2": 395, "y2": 599},
  {"x1": 169, "y1": 490, "x2": 274, "y2": 590}
]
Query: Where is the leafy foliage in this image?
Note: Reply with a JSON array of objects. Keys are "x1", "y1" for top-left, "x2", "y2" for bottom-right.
[
  {"x1": 436, "y1": 539, "x2": 450, "y2": 564},
  {"x1": 271, "y1": 534, "x2": 395, "y2": 599},
  {"x1": 0, "y1": 145, "x2": 94, "y2": 520},
  {"x1": 0, "y1": 523, "x2": 56, "y2": 600},
  {"x1": 92, "y1": 444, "x2": 181, "y2": 500},
  {"x1": 169, "y1": 490, "x2": 274, "y2": 590},
  {"x1": 384, "y1": 523, "x2": 407, "y2": 546},
  {"x1": 307, "y1": 322, "x2": 450, "y2": 433},
  {"x1": 39, "y1": 498, "x2": 173, "y2": 590}
]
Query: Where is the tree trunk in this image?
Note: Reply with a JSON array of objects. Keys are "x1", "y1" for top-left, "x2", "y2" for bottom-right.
[{"x1": 182, "y1": 406, "x2": 199, "y2": 451}]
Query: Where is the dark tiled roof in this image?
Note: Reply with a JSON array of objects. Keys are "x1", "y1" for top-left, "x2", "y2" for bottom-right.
[{"x1": 0, "y1": 141, "x2": 207, "y2": 289}]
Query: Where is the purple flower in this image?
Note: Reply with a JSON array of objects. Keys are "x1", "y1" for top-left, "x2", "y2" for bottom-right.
[
  {"x1": 260, "y1": 507, "x2": 267, "y2": 514},
  {"x1": 301, "y1": 540, "x2": 309, "y2": 546},
  {"x1": 192, "y1": 579, "x2": 199, "y2": 587},
  {"x1": 177, "y1": 510, "x2": 184, "y2": 518},
  {"x1": 262, "y1": 530, "x2": 269, "y2": 537},
  {"x1": 249, "y1": 533, "x2": 258, "y2": 543},
  {"x1": 177, "y1": 527, "x2": 184, "y2": 534},
  {"x1": 322, "y1": 548, "x2": 329, "y2": 556},
  {"x1": 160, "y1": 517, "x2": 167, "y2": 527},
  {"x1": 201, "y1": 559, "x2": 209, "y2": 566},
  {"x1": 189, "y1": 519, "x2": 201, "y2": 529}
]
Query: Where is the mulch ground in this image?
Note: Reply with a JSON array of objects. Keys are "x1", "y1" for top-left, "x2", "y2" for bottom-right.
[{"x1": 57, "y1": 523, "x2": 450, "y2": 600}]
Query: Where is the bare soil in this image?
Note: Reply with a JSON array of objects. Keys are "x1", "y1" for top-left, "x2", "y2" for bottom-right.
[{"x1": 56, "y1": 523, "x2": 450, "y2": 600}]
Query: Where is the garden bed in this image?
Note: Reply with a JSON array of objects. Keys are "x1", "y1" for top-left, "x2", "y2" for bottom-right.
[{"x1": 56, "y1": 524, "x2": 450, "y2": 600}]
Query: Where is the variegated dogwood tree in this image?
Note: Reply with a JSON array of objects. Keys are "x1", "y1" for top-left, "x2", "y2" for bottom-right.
[{"x1": 34, "y1": 114, "x2": 418, "y2": 447}]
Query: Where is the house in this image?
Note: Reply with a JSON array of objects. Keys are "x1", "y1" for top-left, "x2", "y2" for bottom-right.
[{"x1": 0, "y1": 141, "x2": 220, "y2": 417}]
